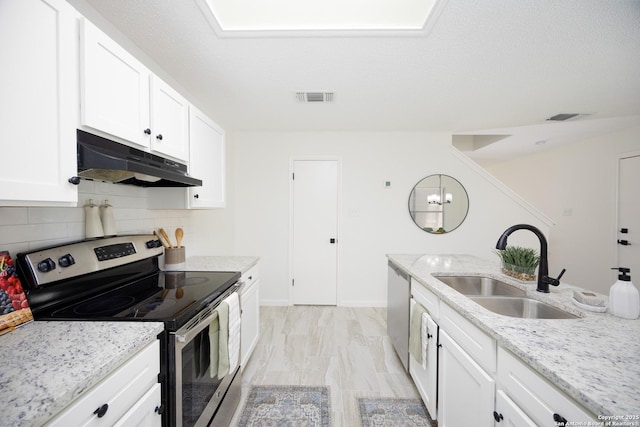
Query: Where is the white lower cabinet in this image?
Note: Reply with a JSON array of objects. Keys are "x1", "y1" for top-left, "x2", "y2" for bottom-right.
[
  {"x1": 240, "y1": 264, "x2": 260, "y2": 370},
  {"x1": 47, "y1": 340, "x2": 161, "y2": 427},
  {"x1": 408, "y1": 283, "x2": 596, "y2": 427},
  {"x1": 409, "y1": 282, "x2": 439, "y2": 420},
  {"x1": 497, "y1": 347, "x2": 596, "y2": 426},
  {"x1": 438, "y1": 329, "x2": 495, "y2": 427},
  {"x1": 494, "y1": 390, "x2": 537, "y2": 427}
]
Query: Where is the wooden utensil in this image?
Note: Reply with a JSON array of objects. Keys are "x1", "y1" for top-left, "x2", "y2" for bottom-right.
[
  {"x1": 154, "y1": 230, "x2": 170, "y2": 249},
  {"x1": 159, "y1": 228, "x2": 174, "y2": 248},
  {"x1": 175, "y1": 227, "x2": 184, "y2": 248}
]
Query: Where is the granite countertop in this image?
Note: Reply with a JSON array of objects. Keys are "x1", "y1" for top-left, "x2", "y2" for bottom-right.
[
  {"x1": 387, "y1": 254, "x2": 640, "y2": 418},
  {"x1": 1, "y1": 321, "x2": 164, "y2": 427},
  {"x1": 185, "y1": 256, "x2": 259, "y2": 274}
]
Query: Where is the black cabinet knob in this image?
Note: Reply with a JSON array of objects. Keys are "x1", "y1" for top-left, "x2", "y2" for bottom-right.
[
  {"x1": 93, "y1": 403, "x2": 109, "y2": 418},
  {"x1": 553, "y1": 413, "x2": 568, "y2": 426},
  {"x1": 156, "y1": 134, "x2": 163, "y2": 140},
  {"x1": 155, "y1": 404, "x2": 165, "y2": 415},
  {"x1": 68, "y1": 176, "x2": 81, "y2": 185},
  {"x1": 37, "y1": 258, "x2": 56, "y2": 273},
  {"x1": 193, "y1": 194, "x2": 199, "y2": 199},
  {"x1": 58, "y1": 254, "x2": 75, "y2": 268},
  {"x1": 144, "y1": 128, "x2": 151, "y2": 135},
  {"x1": 493, "y1": 411, "x2": 504, "y2": 422}
]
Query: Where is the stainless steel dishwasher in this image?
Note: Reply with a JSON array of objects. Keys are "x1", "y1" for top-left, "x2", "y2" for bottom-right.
[{"x1": 387, "y1": 261, "x2": 410, "y2": 372}]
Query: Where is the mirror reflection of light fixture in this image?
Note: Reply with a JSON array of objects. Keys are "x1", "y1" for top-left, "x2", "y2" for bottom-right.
[
  {"x1": 408, "y1": 174, "x2": 469, "y2": 234},
  {"x1": 427, "y1": 175, "x2": 453, "y2": 205}
]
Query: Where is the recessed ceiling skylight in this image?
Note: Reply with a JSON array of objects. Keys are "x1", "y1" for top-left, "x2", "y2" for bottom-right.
[{"x1": 196, "y1": 0, "x2": 444, "y2": 35}]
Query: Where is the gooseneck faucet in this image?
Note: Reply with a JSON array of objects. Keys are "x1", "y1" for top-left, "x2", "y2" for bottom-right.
[{"x1": 496, "y1": 224, "x2": 565, "y2": 293}]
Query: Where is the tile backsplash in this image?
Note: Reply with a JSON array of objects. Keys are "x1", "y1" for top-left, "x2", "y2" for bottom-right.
[{"x1": 0, "y1": 180, "x2": 197, "y2": 256}]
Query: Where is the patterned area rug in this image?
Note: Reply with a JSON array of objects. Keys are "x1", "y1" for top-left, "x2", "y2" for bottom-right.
[
  {"x1": 357, "y1": 397, "x2": 434, "y2": 427},
  {"x1": 237, "y1": 385, "x2": 331, "y2": 427}
]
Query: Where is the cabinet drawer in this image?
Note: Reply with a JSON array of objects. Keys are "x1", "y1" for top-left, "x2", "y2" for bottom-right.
[
  {"x1": 439, "y1": 303, "x2": 496, "y2": 373},
  {"x1": 497, "y1": 347, "x2": 596, "y2": 426},
  {"x1": 113, "y1": 383, "x2": 162, "y2": 427},
  {"x1": 241, "y1": 264, "x2": 259, "y2": 287},
  {"x1": 47, "y1": 340, "x2": 160, "y2": 427},
  {"x1": 411, "y1": 278, "x2": 440, "y2": 321}
]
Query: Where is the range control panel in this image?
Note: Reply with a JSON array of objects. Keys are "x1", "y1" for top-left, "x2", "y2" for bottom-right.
[
  {"x1": 94, "y1": 242, "x2": 137, "y2": 261},
  {"x1": 18, "y1": 235, "x2": 164, "y2": 287}
]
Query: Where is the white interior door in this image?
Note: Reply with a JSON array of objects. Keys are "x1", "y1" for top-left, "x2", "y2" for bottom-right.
[
  {"x1": 291, "y1": 160, "x2": 338, "y2": 305},
  {"x1": 617, "y1": 154, "x2": 640, "y2": 280}
]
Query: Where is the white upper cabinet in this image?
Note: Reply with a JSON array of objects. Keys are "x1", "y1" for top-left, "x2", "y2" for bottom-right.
[
  {"x1": 188, "y1": 106, "x2": 225, "y2": 208},
  {"x1": 80, "y1": 19, "x2": 189, "y2": 162},
  {"x1": 80, "y1": 18, "x2": 151, "y2": 149},
  {"x1": 0, "y1": 0, "x2": 79, "y2": 206},
  {"x1": 147, "y1": 106, "x2": 226, "y2": 209},
  {"x1": 149, "y1": 76, "x2": 189, "y2": 161}
]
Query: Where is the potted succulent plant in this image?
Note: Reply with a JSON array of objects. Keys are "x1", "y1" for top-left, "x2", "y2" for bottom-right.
[{"x1": 496, "y1": 246, "x2": 540, "y2": 281}]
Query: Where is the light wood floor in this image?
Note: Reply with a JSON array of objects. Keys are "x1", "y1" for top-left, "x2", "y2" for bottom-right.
[{"x1": 230, "y1": 305, "x2": 421, "y2": 426}]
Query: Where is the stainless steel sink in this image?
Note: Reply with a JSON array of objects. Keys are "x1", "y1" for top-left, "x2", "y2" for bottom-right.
[
  {"x1": 435, "y1": 275, "x2": 526, "y2": 297},
  {"x1": 470, "y1": 296, "x2": 579, "y2": 319}
]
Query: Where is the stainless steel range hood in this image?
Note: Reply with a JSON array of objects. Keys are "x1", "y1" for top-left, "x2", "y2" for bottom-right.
[{"x1": 75, "y1": 130, "x2": 202, "y2": 187}]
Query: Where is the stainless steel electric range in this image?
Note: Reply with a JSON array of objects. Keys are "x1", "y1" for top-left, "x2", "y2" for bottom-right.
[{"x1": 16, "y1": 234, "x2": 242, "y2": 427}]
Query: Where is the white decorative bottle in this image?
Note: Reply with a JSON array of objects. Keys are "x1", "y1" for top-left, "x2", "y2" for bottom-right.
[
  {"x1": 84, "y1": 199, "x2": 104, "y2": 239},
  {"x1": 609, "y1": 268, "x2": 639, "y2": 320},
  {"x1": 100, "y1": 200, "x2": 117, "y2": 236}
]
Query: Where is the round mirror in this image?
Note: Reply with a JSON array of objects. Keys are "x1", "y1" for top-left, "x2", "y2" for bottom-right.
[{"x1": 408, "y1": 174, "x2": 469, "y2": 234}]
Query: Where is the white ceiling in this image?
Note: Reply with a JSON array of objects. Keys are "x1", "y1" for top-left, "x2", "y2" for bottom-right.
[{"x1": 75, "y1": 0, "x2": 640, "y2": 164}]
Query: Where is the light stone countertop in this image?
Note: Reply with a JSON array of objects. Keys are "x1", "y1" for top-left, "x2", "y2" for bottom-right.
[
  {"x1": 387, "y1": 254, "x2": 640, "y2": 419},
  {"x1": 185, "y1": 256, "x2": 259, "y2": 274},
  {"x1": 1, "y1": 321, "x2": 164, "y2": 427}
]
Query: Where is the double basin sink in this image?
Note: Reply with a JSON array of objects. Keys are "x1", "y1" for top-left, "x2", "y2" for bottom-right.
[{"x1": 434, "y1": 275, "x2": 578, "y2": 319}]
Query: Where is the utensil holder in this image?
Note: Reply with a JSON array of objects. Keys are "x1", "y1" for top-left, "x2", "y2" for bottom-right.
[{"x1": 163, "y1": 247, "x2": 185, "y2": 271}]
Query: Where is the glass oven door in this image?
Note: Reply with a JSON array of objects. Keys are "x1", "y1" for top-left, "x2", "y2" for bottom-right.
[{"x1": 174, "y1": 305, "x2": 224, "y2": 427}]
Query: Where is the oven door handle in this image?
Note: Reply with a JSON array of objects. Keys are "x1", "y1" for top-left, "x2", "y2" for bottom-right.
[{"x1": 174, "y1": 307, "x2": 219, "y2": 344}]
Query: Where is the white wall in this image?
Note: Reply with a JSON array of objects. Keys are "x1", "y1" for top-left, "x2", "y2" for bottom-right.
[
  {"x1": 486, "y1": 125, "x2": 640, "y2": 294},
  {"x1": 229, "y1": 131, "x2": 551, "y2": 306}
]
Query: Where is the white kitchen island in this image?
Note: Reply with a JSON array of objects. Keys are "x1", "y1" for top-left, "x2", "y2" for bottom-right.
[{"x1": 388, "y1": 253, "x2": 640, "y2": 422}]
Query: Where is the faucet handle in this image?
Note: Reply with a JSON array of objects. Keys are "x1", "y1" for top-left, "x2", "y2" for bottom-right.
[{"x1": 544, "y1": 268, "x2": 566, "y2": 287}]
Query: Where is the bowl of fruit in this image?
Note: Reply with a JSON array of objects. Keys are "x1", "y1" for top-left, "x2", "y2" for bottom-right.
[{"x1": 0, "y1": 251, "x2": 33, "y2": 335}]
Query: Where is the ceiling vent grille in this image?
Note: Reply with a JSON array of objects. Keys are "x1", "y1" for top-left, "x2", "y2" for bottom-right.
[{"x1": 296, "y1": 91, "x2": 335, "y2": 103}]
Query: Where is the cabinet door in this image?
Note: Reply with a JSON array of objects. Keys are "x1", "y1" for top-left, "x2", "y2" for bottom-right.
[
  {"x1": 80, "y1": 18, "x2": 151, "y2": 148},
  {"x1": 497, "y1": 347, "x2": 596, "y2": 425},
  {"x1": 240, "y1": 279, "x2": 260, "y2": 370},
  {"x1": 409, "y1": 300, "x2": 438, "y2": 421},
  {"x1": 149, "y1": 76, "x2": 189, "y2": 161},
  {"x1": 188, "y1": 106, "x2": 226, "y2": 208},
  {"x1": 494, "y1": 390, "x2": 536, "y2": 427},
  {"x1": 438, "y1": 330, "x2": 495, "y2": 427},
  {"x1": 113, "y1": 383, "x2": 162, "y2": 427},
  {"x1": 0, "y1": 0, "x2": 78, "y2": 206}
]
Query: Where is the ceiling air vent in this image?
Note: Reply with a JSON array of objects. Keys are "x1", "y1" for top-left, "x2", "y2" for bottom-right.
[
  {"x1": 296, "y1": 91, "x2": 335, "y2": 103},
  {"x1": 546, "y1": 113, "x2": 580, "y2": 121}
]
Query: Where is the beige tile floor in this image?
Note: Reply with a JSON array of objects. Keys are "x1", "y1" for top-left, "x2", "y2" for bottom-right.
[{"x1": 230, "y1": 305, "x2": 421, "y2": 426}]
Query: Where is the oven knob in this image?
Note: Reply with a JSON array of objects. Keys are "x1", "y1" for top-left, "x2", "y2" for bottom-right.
[
  {"x1": 37, "y1": 258, "x2": 56, "y2": 273},
  {"x1": 146, "y1": 239, "x2": 162, "y2": 249},
  {"x1": 58, "y1": 254, "x2": 76, "y2": 268}
]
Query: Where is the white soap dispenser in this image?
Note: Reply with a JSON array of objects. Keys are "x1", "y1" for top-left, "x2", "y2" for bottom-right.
[{"x1": 609, "y1": 268, "x2": 639, "y2": 320}]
